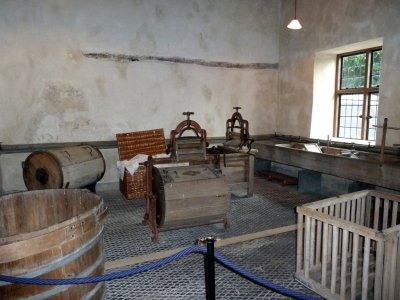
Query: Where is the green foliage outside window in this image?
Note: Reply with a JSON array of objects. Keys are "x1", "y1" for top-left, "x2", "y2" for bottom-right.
[
  {"x1": 340, "y1": 50, "x2": 382, "y2": 89},
  {"x1": 371, "y1": 50, "x2": 381, "y2": 87},
  {"x1": 341, "y1": 53, "x2": 366, "y2": 89}
]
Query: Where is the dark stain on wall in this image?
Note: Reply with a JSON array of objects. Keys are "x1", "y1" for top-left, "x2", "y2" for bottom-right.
[
  {"x1": 192, "y1": 0, "x2": 200, "y2": 13},
  {"x1": 83, "y1": 51, "x2": 278, "y2": 70},
  {"x1": 23, "y1": 82, "x2": 89, "y2": 142},
  {"x1": 131, "y1": 0, "x2": 144, "y2": 6},
  {"x1": 115, "y1": 61, "x2": 128, "y2": 79},
  {"x1": 88, "y1": 25, "x2": 102, "y2": 38},
  {"x1": 201, "y1": 84, "x2": 212, "y2": 102},
  {"x1": 199, "y1": 32, "x2": 208, "y2": 50},
  {"x1": 133, "y1": 23, "x2": 157, "y2": 52},
  {"x1": 42, "y1": 82, "x2": 86, "y2": 111},
  {"x1": 95, "y1": 76, "x2": 107, "y2": 96},
  {"x1": 67, "y1": 47, "x2": 84, "y2": 65},
  {"x1": 154, "y1": 4, "x2": 164, "y2": 19}
]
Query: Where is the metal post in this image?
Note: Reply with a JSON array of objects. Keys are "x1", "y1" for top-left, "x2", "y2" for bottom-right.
[
  {"x1": 379, "y1": 117, "x2": 388, "y2": 165},
  {"x1": 204, "y1": 236, "x2": 216, "y2": 300}
]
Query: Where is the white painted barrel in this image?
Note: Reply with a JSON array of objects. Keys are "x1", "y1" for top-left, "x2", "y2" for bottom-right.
[
  {"x1": 22, "y1": 145, "x2": 105, "y2": 190},
  {"x1": 0, "y1": 189, "x2": 107, "y2": 299}
]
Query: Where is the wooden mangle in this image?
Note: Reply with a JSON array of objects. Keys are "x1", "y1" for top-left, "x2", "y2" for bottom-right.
[
  {"x1": 225, "y1": 106, "x2": 254, "y2": 151},
  {"x1": 211, "y1": 107, "x2": 255, "y2": 197},
  {"x1": 143, "y1": 112, "x2": 230, "y2": 242}
]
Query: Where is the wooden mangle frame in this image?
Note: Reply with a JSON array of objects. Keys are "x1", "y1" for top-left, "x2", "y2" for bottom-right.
[
  {"x1": 169, "y1": 111, "x2": 208, "y2": 162},
  {"x1": 225, "y1": 106, "x2": 254, "y2": 151},
  {"x1": 143, "y1": 112, "x2": 228, "y2": 242},
  {"x1": 219, "y1": 107, "x2": 255, "y2": 197}
]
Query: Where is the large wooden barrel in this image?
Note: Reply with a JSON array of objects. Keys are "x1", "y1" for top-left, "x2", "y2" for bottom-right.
[
  {"x1": 22, "y1": 145, "x2": 105, "y2": 190},
  {"x1": 153, "y1": 165, "x2": 230, "y2": 229},
  {"x1": 0, "y1": 189, "x2": 107, "y2": 299}
]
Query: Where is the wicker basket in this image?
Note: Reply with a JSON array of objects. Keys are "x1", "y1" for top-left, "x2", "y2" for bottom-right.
[{"x1": 116, "y1": 129, "x2": 167, "y2": 199}]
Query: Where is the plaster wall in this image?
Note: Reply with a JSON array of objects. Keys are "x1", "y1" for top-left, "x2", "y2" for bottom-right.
[
  {"x1": 0, "y1": 0, "x2": 280, "y2": 145},
  {"x1": 0, "y1": 0, "x2": 280, "y2": 193},
  {"x1": 278, "y1": 0, "x2": 400, "y2": 146}
]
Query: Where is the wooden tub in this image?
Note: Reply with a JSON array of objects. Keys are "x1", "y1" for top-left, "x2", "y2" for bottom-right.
[{"x1": 0, "y1": 189, "x2": 107, "y2": 299}]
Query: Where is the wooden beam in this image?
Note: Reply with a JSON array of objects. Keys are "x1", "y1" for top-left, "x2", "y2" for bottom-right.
[{"x1": 105, "y1": 224, "x2": 297, "y2": 270}]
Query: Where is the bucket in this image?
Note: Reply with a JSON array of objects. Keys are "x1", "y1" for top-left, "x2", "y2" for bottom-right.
[
  {"x1": 22, "y1": 145, "x2": 106, "y2": 190},
  {"x1": 0, "y1": 189, "x2": 107, "y2": 299}
]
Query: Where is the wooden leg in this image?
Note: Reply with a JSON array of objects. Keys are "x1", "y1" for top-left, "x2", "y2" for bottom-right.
[
  {"x1": 247, "y1": 155, "x2": 254, "y2": 197},
  {"x1": 224, "y1": 217, "x2": 230, "y2": 230},
  {"x1": 142, "y1": 213, "x2": 149, "y2": 225},
  {"x1": 143, "y1": 157, "x2": 159, "y2": 242},
  {"x1": 142, "y1": 178, "x2": 150, "y2": 225},
  {"x1": 149, "y1": 194, "x2": 159, "y2": 243},
  {"x1": 142, "y1": 187, "x2": 152, "y2": 227}
]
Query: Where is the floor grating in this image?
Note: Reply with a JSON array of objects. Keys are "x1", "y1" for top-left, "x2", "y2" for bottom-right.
[{"x1": 99, "y1": 176, "x2": 323, "y2": 299}]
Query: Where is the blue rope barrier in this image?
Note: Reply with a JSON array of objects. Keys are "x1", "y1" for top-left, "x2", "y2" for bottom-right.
[
  {"x1": 0, "y1": 245, "x2": 197, "y2": 285},
  {"x1": 1, "y1": 244, "x2": 319, "y2": 299},
  {"x1": 197, "y1": 246, "x2": 320, "y2": 300}
]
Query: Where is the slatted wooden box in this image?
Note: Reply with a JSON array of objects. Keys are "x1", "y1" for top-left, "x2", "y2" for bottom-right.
[
  {"x1": 116, "y1": 129, "x2": 167, "y2": 199},
  {"x1": 218, "y1": 152, "x2": 254, "y2": 197},
  {"x1": 296, "y1": 190, "x2": 400, "y2": 300}
]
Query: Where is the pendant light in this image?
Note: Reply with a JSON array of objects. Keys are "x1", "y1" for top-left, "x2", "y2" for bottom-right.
[{"x1": 287, "y1": 0, "x2": 302, "y2": 30}]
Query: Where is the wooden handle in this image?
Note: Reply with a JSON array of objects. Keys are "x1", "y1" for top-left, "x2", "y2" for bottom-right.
[
  {"x1": 62, "y1": 150, "x2": 72, "y2": 161},
  {"x1": 82, "y1": 145, "x2": 93, "y2": 156}
]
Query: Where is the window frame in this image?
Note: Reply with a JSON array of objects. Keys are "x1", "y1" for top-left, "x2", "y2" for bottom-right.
[{"x1": 333, "y1": 46, "x2": 382, "y2": 141}]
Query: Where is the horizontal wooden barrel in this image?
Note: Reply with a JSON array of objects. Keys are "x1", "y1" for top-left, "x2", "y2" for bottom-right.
[
  {"x1": 23, "y1": 145, "x2": 105, "y2": 190},
  {"x1": 153, "y1": 165, "x2": 230, "y2": 229},
  {"x1": 0, "y1": 189, "x2": 107, "y2": 299}
]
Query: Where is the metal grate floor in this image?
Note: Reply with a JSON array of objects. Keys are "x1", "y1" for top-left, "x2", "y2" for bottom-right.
[{"x1": 99, "y1": 176, "x2": 323, "y2": 299}]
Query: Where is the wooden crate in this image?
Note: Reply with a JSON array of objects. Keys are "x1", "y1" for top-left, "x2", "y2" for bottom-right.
[
  {"x1": 296, "y1": 190, "x2": 400, "y2": 300},
  {"x1": 116, "y1": 129, "x2": 167, "y2": 199},
  {"x1": 218, "y1": 152, "x2": 254, "y2": 197}
]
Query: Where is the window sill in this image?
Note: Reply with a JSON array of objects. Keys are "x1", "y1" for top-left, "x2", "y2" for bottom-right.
[{"x1": 331, "y1": 137, "x2": 375, "y2": 146}]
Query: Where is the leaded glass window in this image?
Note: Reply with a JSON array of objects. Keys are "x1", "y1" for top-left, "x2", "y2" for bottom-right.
[{"x1": 335, "y1": 48, "x2": 382, "y2": 141}]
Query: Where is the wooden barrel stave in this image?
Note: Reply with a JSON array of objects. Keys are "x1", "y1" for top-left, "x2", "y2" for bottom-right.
[
  {"x1": 154, "y1": 165, "x2": 230, "y2": 229},
  {"x1": 0, "y1": 189, "x2": 106, "y2": 299},
  {"x1": 0, "y1": 226, "x2": 103, "y2": 276},
  {"x1": 0, "y1": 240, "x2": 104, "y2": 299}
]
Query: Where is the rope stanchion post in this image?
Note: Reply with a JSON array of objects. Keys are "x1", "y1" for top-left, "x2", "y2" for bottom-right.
[{"x1": 204, "y1": 236, "x2": 216, "y2": 300}]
